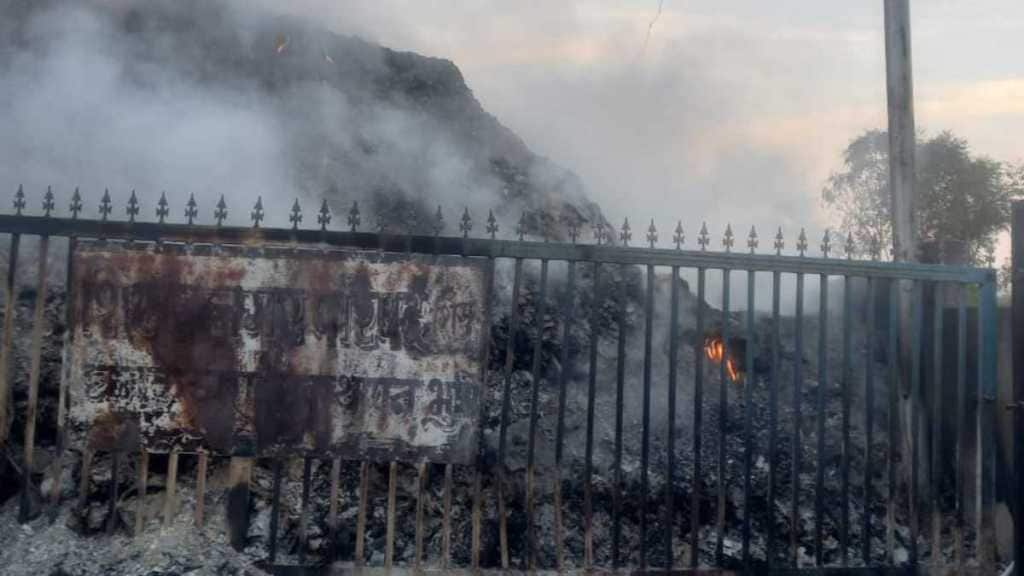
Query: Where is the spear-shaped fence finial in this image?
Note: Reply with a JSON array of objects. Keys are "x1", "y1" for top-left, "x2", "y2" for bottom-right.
[
  {"x1": 70, "y1": 187, "x2": 83, "y2": 220},
  {"x1": 251, "y1": 196, "x2": 264, "y2": 228},
  {"x1": 185, "y1": 193, "x2": 198, "y2": 225},
  {"x1": 797, "y1": 228, "x2": 808, "y2": 257},
  {"x1": 156, "y1": 192, "x2": 169, "y2": 223},
  {"x1": 698, "y1": 222, "x2": 710, "y2": 251},
  {"x1": 127, "y1": 190, "x2": 139, "y2": 223},
  {"x1": 673, "y1": 221, "x2": 684, "y2": 250},
  {"x1": 43, "y1": 186, "x2": 55, "y2": 218},
  {"x1": 647, "y1": 218, "x2": 657, "y2": 248},
  {"x1": 99, "y1": 189, "x2": 112, "y2": 221},
  {"x1": 722, "y1": 223, "x2": 734, "y2": 252},
  {"x1": 348, "y1": 201, "x2": 360, "y2": 231},
  {"x1": 517, "y1": 212, "x2": 527, "y2": 241},
  {"x1": 747, "y1": 226, "x2": 758, "y2": 254},
  {"x1": 215, "y1": 195, "x2": 228, "y2": 227},
  {"x1": 774, "y1": 227, "x2": 784, "y2": 255},
  {"x1": 289, "y1": 198, "x2": 302, "y2": 230},
  {"x1": 13, "y1": 185, "x2": 25, "y2": 216},
  {"x1": 620, "y1": 217, "x2": 632, "y2": 246},
  {"x1": 821, "y1": 229, "x2": 831, "y2": 258},
  {"x1": 432, "y1": 205, "x2": 444, "y2": 236},
  {"x1": 460, "y1": 207, "x2": 473, "y2": 238},
  {"x1": 318, "y1": 199, "x2": 331, "y2": 231},
  {"x1": 568, "y1": 214, "x2": 580, "y2": 244},
  {"x1": 593, "y1": 220, "x2": 605, "y2": 246},
  {"x1": 486, "y1": 209, "x2": 498, "y2": 239},
  {"x1": 845, "y1": 231, "x2": 856, "y2": 259}
]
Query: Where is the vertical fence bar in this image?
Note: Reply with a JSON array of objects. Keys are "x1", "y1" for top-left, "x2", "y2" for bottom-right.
[
  {"x1": 385, "y1": 461, "x2": 397, "y2": 570},
  {"x1": 526, "y1": 259, "x2": 548, "y2": 570},
  {"x1": 887, "y1": 279, "x2": 899, "y2": 564},
  {"x1": 863, "y1": 277, "x2": 876, "y2": 565},
  {"x1": 640, "y1": 263, "x2": 655, "y2": 569},
  {"x1": 767, "y1": 270, "x2": 780, "y2": 567},
  {"x1": 584, "y1": 262, "x2": 601, "y2": 570},
  {"x1": 497, "y1": 257, "x2": 523, "y2": 570},
  {"x1": 78, "y1": 448, "x2": 93, "y2": 511},
  {"x1": 268, "y1": 458, "x2": 284, "y2": 563},
  {"x1": 716, "y1": 268, "x2": 730, "y2": 566},
  {"x1": 613, "y1": 263, "x2": 628, "y2": 569},
  {"x1": 195, "y1": 451, "x2": 209, "y2": 528},
  {"x1": 327, "y1": 457, "x2": 341, "y2": 562},
  {"x1": 442, "y1": 463, "x2": 453, "y2": 568},
  {"x1": 471, "y1": 253, "x2": 495, "y2": 572},
  {"x1": 841, "y1": 274, "x2": 852, "y2": 565},
  {"x1": 0, "y1": 231, "x2": 20, "y2": 446},
  {"x1": 135, "y1": 450, "x2": 148, "y2": 535},
  {"x1": 19, "y1": 234, "x2": 49, "y2": 523},
  {"x1": 910, "y1": 281, "x2": 922, "y2": 565},
  {"x1": 930, "y1": 282, "x2": 943, "y2": 565},
  {"x1": 554, "y1": 260, "x2": 576, "y2": 571},
  {"x1": 955, "y1": 284, "x2": 967, "y2": 568},
  {"x1": 414, "y1": 462, "x2": 428, "y2": 569},
  {"x1": 227, "y1": 457, "x2": 253, "y2": 551},
  {"x1": 690, "y1": 267, "x2": 706, "y2": 569},
  {"x1": 742, "y1": 269, "x2": 755, "y2": 566},
  {"x1": 298, "y1": 457, "x2": 312, "y2": 564},
  {"x1": 790, "y1": 272, "x2": 805, "y2": 567},
  {"x1": 53, "y1": 233, "x2": 75, "y2": 508},
  {"x1": 977, "y1": 275, "x2": 997, "y2": 570},
  {"x1": 164, "y1": 449, "x2": 179, "y2": 525},
  {"x1": 106, "y1": 451, "x2": 120, "y2": 534},
  {"x1": 814, "y1": 273, "x2": 829, "y2": 566},
  {"x1": 665, "y1": 265, "x2": 680, "y2": 569},
  {"x1": 468, "y1": 467, "x2": 481, "y2": 569},
  {"x1": 355, "y1": 460, "x2": 369, "y2": 564}
]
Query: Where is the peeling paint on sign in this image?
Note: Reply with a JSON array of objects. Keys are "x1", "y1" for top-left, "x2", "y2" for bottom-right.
[{"x1": 67, "y1": 241, "x2": 490, "y2": 463}]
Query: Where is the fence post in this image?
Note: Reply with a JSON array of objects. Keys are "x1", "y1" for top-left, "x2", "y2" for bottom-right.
[{"x1": 1012, "y1": 201, "x2": 1024, "y2": 573}]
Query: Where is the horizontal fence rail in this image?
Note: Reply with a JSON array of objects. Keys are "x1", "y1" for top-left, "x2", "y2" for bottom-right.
[
  {"x1": 0, "y1": 214, "x2": 991, "y2": 283},
  {"x1": 0, "y1": 187, "x2": 1002, "y2": 574}
]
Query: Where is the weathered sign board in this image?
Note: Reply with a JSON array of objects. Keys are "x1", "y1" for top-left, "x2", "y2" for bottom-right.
[{"x1": 66, "y1": 241, "x2": 490, "y2": 463}]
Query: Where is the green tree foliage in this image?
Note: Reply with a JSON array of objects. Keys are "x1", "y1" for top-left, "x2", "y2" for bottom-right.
[{"x1": 822, "y1": 129, "x2": 1022, "y2": 263}]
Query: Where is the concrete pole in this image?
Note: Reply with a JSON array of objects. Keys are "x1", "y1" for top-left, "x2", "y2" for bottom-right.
[
  {"x1": 884, "y1": 0, "x2": 927, "y2": 542},
  {"x1": 884, "y1": 0, "x2": 917, "y2": 262}
]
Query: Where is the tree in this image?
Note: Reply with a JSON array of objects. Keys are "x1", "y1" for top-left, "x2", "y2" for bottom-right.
[{"x1": 822, "y1": 129, "x2": 1021, "y2": 264}]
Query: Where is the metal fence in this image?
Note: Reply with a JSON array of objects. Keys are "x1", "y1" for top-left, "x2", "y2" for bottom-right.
[{"x1": 0, "y1": 186, "x2": 1004, "y2": 575}]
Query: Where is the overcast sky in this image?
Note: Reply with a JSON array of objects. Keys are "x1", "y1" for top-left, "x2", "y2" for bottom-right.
[{"x1": 253, "y1": 0, "x2": 1024, "y2": 258}]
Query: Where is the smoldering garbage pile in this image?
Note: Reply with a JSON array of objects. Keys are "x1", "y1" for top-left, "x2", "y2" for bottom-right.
[
  {"x1": 0, "y1": 1, "x2": 934, "y2": 574},
  {"x1": 0, "y1": 264, "x2": 934, "y2": 576}
]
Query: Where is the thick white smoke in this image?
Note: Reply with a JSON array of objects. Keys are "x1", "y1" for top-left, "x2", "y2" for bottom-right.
[{"x1": 0, "y1": 0, "x2": 557, "y2": 232}]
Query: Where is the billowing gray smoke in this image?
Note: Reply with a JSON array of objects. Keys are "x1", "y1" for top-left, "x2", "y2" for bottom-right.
[{"x1": 0, "y1": 0, "x2": 602, "y2": 234}]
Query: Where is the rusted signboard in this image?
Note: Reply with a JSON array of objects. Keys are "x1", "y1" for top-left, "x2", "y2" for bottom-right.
[{"x1": 66, "y1": 241, "x2": 490, "y2": 463}]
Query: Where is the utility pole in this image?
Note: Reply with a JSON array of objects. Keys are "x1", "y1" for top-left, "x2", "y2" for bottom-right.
[
  {"x1": 884, "y1": 0, "x2": 916, "y2": 263},
  {"x1": 884, "y1": 0, "x2": 926, "y2": 552}
]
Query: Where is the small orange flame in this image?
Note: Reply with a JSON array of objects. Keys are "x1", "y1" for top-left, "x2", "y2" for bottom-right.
[{"x1": 704, "y1": 335, "x2": 740, "y2": 382}]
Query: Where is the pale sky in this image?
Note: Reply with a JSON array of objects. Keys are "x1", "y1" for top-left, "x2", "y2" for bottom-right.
[{"x1": 252, "y1": 0, "x2": 1024, "y2": 259}]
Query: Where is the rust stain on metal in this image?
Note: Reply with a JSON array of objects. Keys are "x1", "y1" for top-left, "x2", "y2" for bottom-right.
[{"x1": 67, "y1": 241, "x2": 490, "y2": 463}]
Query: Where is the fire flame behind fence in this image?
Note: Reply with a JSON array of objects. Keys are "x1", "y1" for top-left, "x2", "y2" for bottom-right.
[{"x1": 703, "y1": 334, "x2": 741, "y2": 383}]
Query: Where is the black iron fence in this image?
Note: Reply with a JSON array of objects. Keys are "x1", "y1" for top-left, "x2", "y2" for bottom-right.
[{"x1": 0, "y1": 186, "x2": 1005, "y2": 574}]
